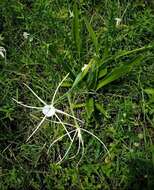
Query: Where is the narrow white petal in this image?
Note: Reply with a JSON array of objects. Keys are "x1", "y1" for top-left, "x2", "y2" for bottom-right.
[
  {"x1": 55, "y1": 109, "x2": 84, "y2": 123},
  {"x1": 26, "y1": 116, "x2": 46, "y2": 141},
  {"x1": 12, "y1": 98, "x2": 43, "y2": 109},
  {"x1": 76, "y1": 135, "x2": 84, "y2": 167},
  {"x1": 55, "y1": 114, "x2": 73, "y2": 142},
  {"x1": 23, "y1": 83, "x2": 47, "y2": 105},
  {"x1": 45, "y1": 118, "x2": 74, "y2": 127},
  {"x1": 51, "y1": 73, "x2": 69, "y2": 105},
  {"x1": 57, "y1": 130, "x2": 77, "y2": 164},
  {"x1": 69, "y1": 137, "x2": 81, "y2": 160},
  {"x1": 81, "y1": 128, "x2": 111, "y2": 157}
]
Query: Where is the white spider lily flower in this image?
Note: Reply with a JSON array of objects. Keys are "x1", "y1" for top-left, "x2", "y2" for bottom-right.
[
  {"x1": 0, "y1": 46, "x2": 6, "y2": 58},
  {"x1": 13, "y1": 73, "x2": 84, "y2": 142},
  {"x1": 81, "y1": 64, "x2": 88, "y2": 72},
  {"x1": 42, "y1": 105, "x2": 56, "y2": 117},
  {"x1": 115, "y1": 18, "x2": 122, "y2": 27},
  {"x1": 23, "y1": 32, "x2": 30, "y2": 39}
]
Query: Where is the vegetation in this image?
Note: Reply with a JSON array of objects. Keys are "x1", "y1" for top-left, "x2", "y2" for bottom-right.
[{"x1": 0, "y1": 0, "x2": 154, "y2": 189}]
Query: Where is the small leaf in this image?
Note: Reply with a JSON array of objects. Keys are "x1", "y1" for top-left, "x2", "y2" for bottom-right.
[
  {"x1": 61, "y1": 81, "x2": 72, "y2": 87},
  {"x1": 95, "y1": 103, "x2": 109, "y2": 118},
  {"x1": 98, "y1": 68, "x2": 107, "y2": 79},
  {"x1": 86, "y1": 97, "x2": 94, "y2": 119},
  {"x1": 97, "y1": 56, "x2": 143, "y2": 90},
  {"x1": 72, "y1": 103, "x2": 85, "y2": 109}
]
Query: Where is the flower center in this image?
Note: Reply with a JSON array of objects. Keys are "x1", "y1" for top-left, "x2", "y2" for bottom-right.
[{"x1": 42, "y1": 105, "x2": 56, "y2": 117}]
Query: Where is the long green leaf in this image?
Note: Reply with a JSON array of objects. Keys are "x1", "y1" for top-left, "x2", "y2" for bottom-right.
[
  {"x1": 71, "y1": 66, "x2": 89, "y2": 89},
  {"x1": 98, "y1": 44, "x2": 153, "y2": 68},
  {"x1": 97, "y1": 56, "x2": 143, "y2": 90},
  {"x1": 72, "y1": 2, "x2": 81, "y2": 57},
  {"x1": 71, "y1": 58, "x2": 93, "y2": 89},
  {"x1": 84, "y1": 16, "x2": 99, "y2": 55},
  {"x1": 115, "y1": 45, "x2": 153, "y2": 59},
  {"x1": 86, "y1": 58, "x2": 98, "y2": 89}
]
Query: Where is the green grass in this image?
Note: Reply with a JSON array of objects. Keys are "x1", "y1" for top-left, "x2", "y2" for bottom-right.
[{"x1": 0, "y1": 0, "x2": 154, "y2": 189}]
